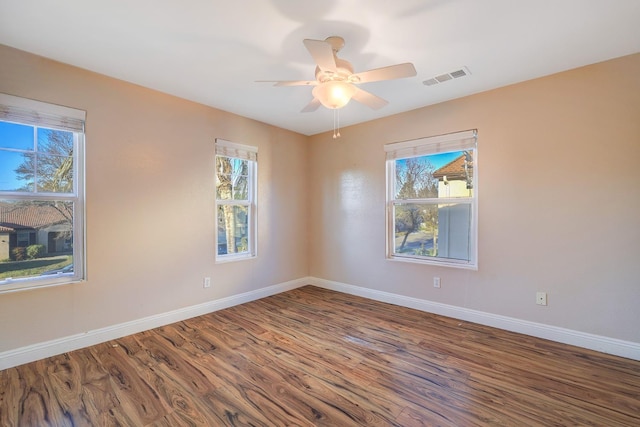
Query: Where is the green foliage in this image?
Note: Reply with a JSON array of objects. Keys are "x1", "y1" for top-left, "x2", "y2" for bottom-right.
[
  {"x1": 0, "y1": 255, "x2": 72, "y2": 279},
  {"x1": 27, "y1": 244, "x2": 46, "y2": 260},
  {"x1": 11, "y1": 247, "x2": 27, "y2": 261},
  {"x1": 239, "y1": 236, "x2": 248, "y2": 252},
  {"x1": 413, "y1": 243, "x2": 437, "y2": 257}
]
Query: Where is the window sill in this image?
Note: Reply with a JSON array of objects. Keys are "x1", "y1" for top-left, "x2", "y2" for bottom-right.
[
  {"x1": 0, "y1": 276, "x2": 84, "y2": 294},
  {"x1": 387, "y1": 255, "x2": 478, "y2": 270},
  {"x1": 215, "y1": 254, "x2": 256, "y2": 264}
]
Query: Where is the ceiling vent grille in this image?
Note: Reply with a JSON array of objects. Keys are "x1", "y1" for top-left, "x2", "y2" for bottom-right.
[{"x1": 423, "y1": 66, "x2": 471, "y2": 86}]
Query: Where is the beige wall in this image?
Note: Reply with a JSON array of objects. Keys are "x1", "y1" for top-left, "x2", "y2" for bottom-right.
[
  {"x1": 0, "y1": 44, "x2": 309, "y2": 352},
  {"x1": 309, "y1": 53, "x2": 640, "y2": 343},
  {"x1": 1, "y1": 43, "x2": 638, "y2": 354}
]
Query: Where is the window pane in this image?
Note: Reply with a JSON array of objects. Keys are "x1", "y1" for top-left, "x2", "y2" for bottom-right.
[
  {"x1": 394, "y1": 202, "x2": 472, "y2": 262},
  {"x1": 36, "y1": 153, "x2": 74, "y2": 193},
  {"x1": 37, "y1": 128, "x2": 74, "y2": 154},
  {"x1": 0, "y1": 200, "x2": 74, "y2": 281},
  {"x1": 394, "y1": 157, "x2": 438, "y2": 199},
  {"x1": 0, "y1": 126, "x2": 75, "y2": 194},
  {"x1": 217, "y1": 205, "x2": 249, "y2": 255},
  {"x1": 395, "y1": 150, "x2": 474, "y2": 199},
  {"x1": 0, "y1": 150, "x2": 34, "y2": 191},
  {"x1": 216, "y1": 156, "x2": 249, "y2": 200},
  {"x1": 0, "y1": 121, "x2": 34, "y2": 150}
]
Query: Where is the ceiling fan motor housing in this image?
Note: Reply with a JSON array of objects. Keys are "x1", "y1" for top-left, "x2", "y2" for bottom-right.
[{"x1": 315, "y1": 58, "x2": 355, "y2": 83}]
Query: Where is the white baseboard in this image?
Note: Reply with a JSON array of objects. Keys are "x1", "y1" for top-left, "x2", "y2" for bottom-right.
[
  {"x1": 309, "y1": 277, "x2": 640, "y2": 361},
  {"x1": 3, "y1": 275, "x2": 638, "y2": 370},
  {"x1": 0, "y1": 277, "x2": 310, "y2": 370}
]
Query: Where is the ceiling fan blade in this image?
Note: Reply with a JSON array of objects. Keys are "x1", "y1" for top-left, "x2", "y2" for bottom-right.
[
  {"x1": 303, "y1": 39, "x2": 337, "y2": 73},
  {"x1": 351, "y1": 87, "x2": 388, "y2": 110},
  {"x1": 256, "y1": 80, "x2": 317, "y2": 87},
  {"x1": 274, "y1": 80, "x2": 317, "y2": 87},
  {"x1": 301, "y1": 98, "x2": 321, "y2": 113},
  {"x1": 352, "y1": 63, "x2": 417, "y2": 83}
]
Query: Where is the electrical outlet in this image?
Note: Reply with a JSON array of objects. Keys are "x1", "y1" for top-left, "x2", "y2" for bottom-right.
[
  {"x1": 433, "y1": 277, "x2": 441, "y2": 288},
  {"x1": 203, "y1": 277, "x2": 211, "y2": 288},
  {"x1": 536, "y1": 291, "x2": 547, "y2": 306}
]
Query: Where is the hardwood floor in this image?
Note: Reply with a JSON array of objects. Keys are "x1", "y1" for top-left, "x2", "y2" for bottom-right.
[{"x1": 1, "y1": 286, "x2": 639, "y2": 426}]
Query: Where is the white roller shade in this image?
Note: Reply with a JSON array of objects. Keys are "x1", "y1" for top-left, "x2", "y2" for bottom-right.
[
  {"x1": 385, "y1": 129, "x2": 477, "y2": 160},
  {"x1": 215, "y1": 139, "x2": 258, "y2": 162},
  {"x1": 0, "y1": 93, "x2": 85, "y2": 132}
]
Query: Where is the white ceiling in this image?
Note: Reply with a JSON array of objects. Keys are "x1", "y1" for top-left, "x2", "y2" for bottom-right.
[{"x1": 1, "y1": 0, "x2": 639, "y2": 136}]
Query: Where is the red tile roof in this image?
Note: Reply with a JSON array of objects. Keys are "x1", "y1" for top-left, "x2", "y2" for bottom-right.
[
  {"x1": 0, "y1": 202, "x2": 69, "y2": 232},
  {"x1": 433, "y1": 154, "x2": 474, "y2": 181}
]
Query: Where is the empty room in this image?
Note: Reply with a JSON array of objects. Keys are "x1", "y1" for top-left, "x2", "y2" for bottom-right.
[{"x1": 1, "y1": 1, "x2": 639, "y2": 425}]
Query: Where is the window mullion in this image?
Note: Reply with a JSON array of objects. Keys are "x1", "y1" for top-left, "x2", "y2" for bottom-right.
[
  {"x1": 395, "y1": 197, "x2": 474, "y2": 204},
  {"x1": 217, "y1": 199, "x2": 250, "y2": 206}
]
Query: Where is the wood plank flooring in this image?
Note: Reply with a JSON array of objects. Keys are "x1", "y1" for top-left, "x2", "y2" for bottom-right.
[{"x1": 1, "y1": 285, "x2": 639, "y2": 426}]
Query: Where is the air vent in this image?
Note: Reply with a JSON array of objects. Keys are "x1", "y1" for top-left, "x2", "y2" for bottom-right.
[
  {"x1": 423, "y1": 66, "x2": 471, "y2": 86},
  {"x1": 450, "y1": 69, "x2": 468, "y2": 79}
]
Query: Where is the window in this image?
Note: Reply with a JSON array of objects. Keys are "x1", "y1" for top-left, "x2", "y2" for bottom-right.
[
  {"x1": 385, "y1": 130, "x2": 477, "y2": 269},
  {"x1": 0, "y1": 93, "x2": 86, "y2": 292},
  {"x1": 215, "y1": 139, "x2": 257, "y2": 262}
]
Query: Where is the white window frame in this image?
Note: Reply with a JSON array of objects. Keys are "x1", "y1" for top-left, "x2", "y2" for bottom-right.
[
  {"x1": 215, "y1": 139, "x2": 257, "y2": 263},
  {"x1": 385, "y1": 129, "x2": 478, "y2": 269},
  {"x1": 0, "y1": 93, "x2": 86, "y2": 293}
]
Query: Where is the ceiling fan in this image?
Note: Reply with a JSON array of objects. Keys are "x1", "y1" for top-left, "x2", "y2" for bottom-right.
[{"x1": 260, "y1": 36, "x2": 417, "y2": 112}]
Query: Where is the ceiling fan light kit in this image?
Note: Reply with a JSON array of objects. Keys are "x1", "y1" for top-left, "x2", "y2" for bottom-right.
[
  {"x1": 259, "y1": 36, "x2": 417, "y2": 137},
  {"x1": 312, "y1": 80, "x2": 357, "y2": 109}
]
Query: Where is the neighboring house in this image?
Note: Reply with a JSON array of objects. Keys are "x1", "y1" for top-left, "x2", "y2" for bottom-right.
[
  {"x1": 432, "y1": 152, "x2": 474, "y2": 198},
  {"x1": 432, "y1": 152, "x2": 474, "y2": 260},
  {"x1": 0, "y1": 203, "x2": 72, "y2": 260}
]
